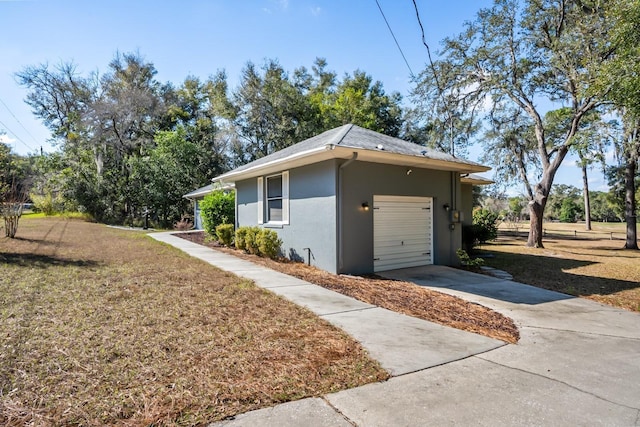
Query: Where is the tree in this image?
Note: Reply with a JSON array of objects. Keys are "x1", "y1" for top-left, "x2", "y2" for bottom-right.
[
  {"x1": 164, "y1": 73, "x2": 232, "y2": 178},
  {"x1": 590, "y1": 191, "x2": 621, "y2": 222},
  {"x1": 416, "y1": 0, "x2": 615, "y2": 247},
  {"x1": 544, "y1": 108, "x2": 610, "y2": 230},
  {"x1": 0, "y1": 141, "x2": 31, "y2": 238},
  {"x1": 594, "y1": 0, "x2": 640, "y2": 249},
  {"x1": 29, "y1": 152, "x2": 77, "y2": 215},
  {"x1": 18, "y1": 52, "x2": 169, "y2": 223},
  {"x1": 312, "y1": 69, "x2": 403, "y2": 137},
  {"x1": 229, "y1": 60, "x2": 315, "y2": 166},
  {"x1": 229, "y1": 58, "x2": 404, "y2": 166},
  {"x1": 410, "y1": 61, "x2": 483, "y2": 156},
  {"x1": 545, "y1": 184, "x2": 582, "y2": 221},
  {"x1": 129, "y1": 128, "x2": 206, "y2": 227}
]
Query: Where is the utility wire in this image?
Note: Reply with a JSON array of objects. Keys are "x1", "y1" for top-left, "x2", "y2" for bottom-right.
[
  {"x1": 412, "y1": 0, "x2": 441, "y2": 90},
  {"x1": 0, "y1": 95, "x2": 40, "y2": 146},
  {"x1": 0, "y1": 117, "x2": 35, "y2": 152},
  {"x1": 375, "y1": 0, "x2": 415, "y2": 78}
]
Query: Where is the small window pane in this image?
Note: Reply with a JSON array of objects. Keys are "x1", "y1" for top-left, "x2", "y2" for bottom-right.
[
  {"x1": 267, "y1": 176, "x2": 283, "y2": 199},
  {"x1": 268, "y1": 199, "x2": 282, "y2": 221}
]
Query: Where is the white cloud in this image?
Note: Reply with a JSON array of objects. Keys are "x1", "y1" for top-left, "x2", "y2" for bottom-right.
[
  {"x1": 310, "y1": 6, "x2": 322, "y2": 16},
  {"x1": 0, "y1": 134, "x2": 16, "y2": 145},
  {"x1": 263, "y1": 0, "x2": 288, "y2": 14}
]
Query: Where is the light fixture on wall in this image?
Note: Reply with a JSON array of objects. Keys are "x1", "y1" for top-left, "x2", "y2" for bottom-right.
[
  {"x1": 361, "y1": 202, "x2": 370, "y2": 211},
  {"x1": 443, "y1": 203, "x2": 451, "y2": 212},
  {"x1": 406, "y1": 168, "x2": 412, "y2": 175}
]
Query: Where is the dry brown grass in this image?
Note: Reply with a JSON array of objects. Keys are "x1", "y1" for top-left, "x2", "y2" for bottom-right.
[
  {"x1": 480, "y1": 232, "x2": 640, "y2": 312},
  {"x1": 178, "y1": 233, "x2": 519, "y2": 344},
  {"x1": 0, "y1": 217, "x2": 388, "y2": 426}
]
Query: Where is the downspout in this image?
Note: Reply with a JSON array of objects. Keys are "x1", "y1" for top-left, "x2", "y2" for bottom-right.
[
  {"x1": 450, "y1": 171, "x2": 457, "y2": 264},
  {"x1": 338, "y1": 152, "x2": 358, "y2": 272}
]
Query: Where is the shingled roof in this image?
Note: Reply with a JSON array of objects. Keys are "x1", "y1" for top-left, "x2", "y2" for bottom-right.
[{"x1": 213, "y1": 124, "x2": 489, "y2": 183}]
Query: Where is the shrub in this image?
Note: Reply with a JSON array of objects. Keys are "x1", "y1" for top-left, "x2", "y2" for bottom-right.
[
  {"x1": 257, "y1": 229, "x2": 282, "y2": 259},
  {"x1": 472, "y1": 208, "x2": 499, "y2": 244},
  {"x1": 456, "y1": 248, "x2": 484, "y2": 270},
  {"x1": 215, "y1": 223, "x2": 235, "y2": 246},
  {"x1": 30, "y1": 193, "x2": 61, "y2": 216},
  {"x1": 235, "y1": 227, "x2": 248, "y2": 251},
  {"x1": 244, "y1": 227, "x2": 260, "y2": 255},
  {"x1": 200, "y1": 191, "x2": 235, "y2": 237},
  {"x1": 173, "y1": 215, "x2": 193, "y2": 231}
]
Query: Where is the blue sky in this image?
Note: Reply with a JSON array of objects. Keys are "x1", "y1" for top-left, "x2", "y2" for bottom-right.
[{"x1": 0, "y1": 0, "x2": 607, "y2": 193}]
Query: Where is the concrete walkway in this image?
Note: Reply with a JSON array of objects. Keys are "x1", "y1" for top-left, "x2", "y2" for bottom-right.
[
  {"x1": 150, "y1": 232, "x2": 503, "y2": 376},
  {"x1": 150, "y1": 232, "x2": 640, "y2": 426}
]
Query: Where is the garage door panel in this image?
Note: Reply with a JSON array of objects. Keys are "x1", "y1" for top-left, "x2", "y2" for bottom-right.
[
  {"x1": 373, "y1": 195, "x2": 434, "y2": 272},
  {"x1": 375, "y1": 242, "x2": 431, "y2": 251},
  {"x1": 375, "y1": 241, "x2": 431, "y2": 251},
  {"x1": 375, "y1": 258, "x2": 432, "y2": 271},
  {"x1": 376, "y1": 249, "x2": 431, "y2": 260}
]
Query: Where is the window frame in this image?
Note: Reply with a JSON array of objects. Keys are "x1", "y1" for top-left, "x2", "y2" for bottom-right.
[{"x1": 257, "y1": 171, "x2": 289, "y2": 225}]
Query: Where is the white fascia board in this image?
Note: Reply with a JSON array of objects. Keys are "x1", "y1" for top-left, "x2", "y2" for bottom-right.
[
  {"x1": 212, "y1": 145, "x2": 336, "y2": 183},
  {"x1": 330, "y1": 146, "x2": 491, "y2": 173},
  {"x1": 461, "y1": 176, "x2": 494, "y2": 185},
  {"x1": 212, "y1": 144, "x2": 490, "y2": 184}
]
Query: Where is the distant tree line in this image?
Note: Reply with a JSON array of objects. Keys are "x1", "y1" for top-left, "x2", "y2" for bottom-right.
[
  {"x1": 15, "y1": 55, "x2": 403, "y2": 226},
  {"x1": 481, "y1": 182, "x2": 639, "y2": 225}
]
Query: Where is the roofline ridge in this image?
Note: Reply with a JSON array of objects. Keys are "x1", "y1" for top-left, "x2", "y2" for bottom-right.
[{"x1": 326, "y1": 123, "x2": 354, "y2": 147}]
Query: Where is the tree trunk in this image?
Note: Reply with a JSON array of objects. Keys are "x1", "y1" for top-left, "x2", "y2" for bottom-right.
[
  {"x1": 527, "y1": 199, "x2": 545, "y2": 247},
  {"x1": 582, "y1": 163, "x2": 592, "y2": 231},
  {"x1": 624, "y1": 157, "x2": 638, "y2": 249},
  {"x1": 526, "y1": 173, "x2": 553, "y2": 248},
  {"x1": 5, "y1": 216, "x2": 18, "y2": 238}
]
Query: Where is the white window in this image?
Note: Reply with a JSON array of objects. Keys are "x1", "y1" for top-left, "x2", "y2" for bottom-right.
[{"x1": 258, "y1": 171, "x2": 289, "y2": 224}]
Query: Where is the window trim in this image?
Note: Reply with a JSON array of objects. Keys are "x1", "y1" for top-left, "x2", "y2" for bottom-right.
[{"x1": 258, "y1": 171, "x2": 289, "y2": 225}]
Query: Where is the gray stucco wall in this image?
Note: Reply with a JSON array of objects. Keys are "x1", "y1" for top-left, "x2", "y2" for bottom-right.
[
  {"x1": 235, "y1": 160, "x2": 339, "y2": 273},
  {"x1": 340, "y1": 161, "x2": 462, "y2": 274},
  {"x1": 235, "y1": 158, "x2": 464, "y2": 275}
]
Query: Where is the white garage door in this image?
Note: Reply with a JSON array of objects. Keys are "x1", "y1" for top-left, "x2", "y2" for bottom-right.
[{"x1": 373, "y1": 195, "x2": 433, "y2": 272}]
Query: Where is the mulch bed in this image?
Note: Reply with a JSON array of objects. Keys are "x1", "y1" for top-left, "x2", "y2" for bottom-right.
[{"x1": 176, "y1": 231, "x2": 519, "y2": 344}]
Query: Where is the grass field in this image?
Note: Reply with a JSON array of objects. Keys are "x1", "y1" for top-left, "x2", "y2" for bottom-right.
[
  {"x1": 0, "y1": 217, "x2": 387, "y2": 426},
  {"x1": 483, "y1": 222, "x2": 640, "y2": 312}
]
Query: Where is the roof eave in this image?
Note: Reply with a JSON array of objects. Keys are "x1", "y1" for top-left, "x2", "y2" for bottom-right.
[
  {"x1": 331, "y1": 146, "x2": 490, "y2": 173},
  {"x1": 213, "y1": 145, "x2": 336, "y2": 183},
  {"x1": 212, "y1": 144, "x2": 490, "y2": 184}
]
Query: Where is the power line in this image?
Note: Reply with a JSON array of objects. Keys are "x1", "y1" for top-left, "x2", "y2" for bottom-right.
[
  {"x1": 0, "y1": 117, "x2": 35, "y2": 152},
  {"x1": 0, "y1": 95, "x2": 40, "y2": 146},
  {"x1": 412, "y1": 0, "x2": 441, "y2": 90},
  {"x1": 375, "y1": 0, "x2": 415, "y2": 78}
]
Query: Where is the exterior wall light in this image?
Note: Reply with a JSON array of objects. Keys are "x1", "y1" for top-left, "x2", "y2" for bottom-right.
[
  {"x1": 443, "y1": 203, "x2": 450, "y2": 211},
  {"x1": 406, "y1": 168, "x2": 413, "y2": 175},
  {"x1": 361, "y1": 202, "x2": 370, "y2": 211}
]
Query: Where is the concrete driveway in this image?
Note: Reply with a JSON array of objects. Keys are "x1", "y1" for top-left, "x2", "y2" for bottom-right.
[{"x1": 326, "y1": 265, "x2": 640, "y2": 426}]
